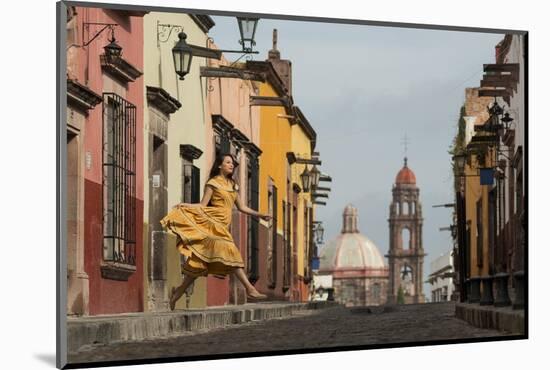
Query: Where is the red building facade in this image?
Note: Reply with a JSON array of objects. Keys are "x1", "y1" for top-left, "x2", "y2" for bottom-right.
[{"x1": 67, "y1": 5, "x2": 146, "y2": 315}]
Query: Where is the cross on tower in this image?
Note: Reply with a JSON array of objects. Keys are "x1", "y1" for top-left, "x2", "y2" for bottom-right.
[
  {"x1": 401, "y1": 134, "x2": 409, "y2": 156},
  {"x1": 401, "y1": 134, "x2": 410, "y2": 165}
]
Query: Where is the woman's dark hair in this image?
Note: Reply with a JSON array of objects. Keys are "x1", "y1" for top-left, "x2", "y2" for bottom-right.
[{"x1": 208, "y1": 153, "x2": 239, "y2": 190}]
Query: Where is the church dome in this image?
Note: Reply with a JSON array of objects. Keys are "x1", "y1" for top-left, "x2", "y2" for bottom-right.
[
  {"x1": 395, "y1": 157, "x2": 416, "y2": 185},
  {"x1": 319, "y1": 204, "x2": 387, "y2": 272}
]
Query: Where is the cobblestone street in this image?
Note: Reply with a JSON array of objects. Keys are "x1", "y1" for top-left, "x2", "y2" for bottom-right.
[{"x1": 68, "y1": 302, "x2": 518, "y2": 364}]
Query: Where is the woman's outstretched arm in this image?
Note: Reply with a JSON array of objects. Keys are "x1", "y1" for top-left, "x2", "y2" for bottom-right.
[{"x1": 235, "y1": 193, "x2": 272, "y2": 221}]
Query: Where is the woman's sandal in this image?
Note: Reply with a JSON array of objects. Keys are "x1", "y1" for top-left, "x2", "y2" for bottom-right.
[
  {"x1": 169, "y1": 287, "x2": 177, "y2": 311},
  {"x1": 246, "y1": 291, "x2": 267, "y2": 301}
]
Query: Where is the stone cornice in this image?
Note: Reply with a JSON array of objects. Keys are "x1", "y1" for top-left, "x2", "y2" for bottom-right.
[
  {"x1": 146, "y1": 86, "x2": 182, "y2": 115},
  {"x1": 190, "y1": 14, "x2": 216, "y2": 33},
  {"x1": 244, "y1": 142, "x2": 262, "y2": 157},
  {"x1": 212, "y1": 114, "x2": 234, "y2": 133},
  {"x1": 100, "y1": 54, "x2": 143, "y2": 83},
  {"x1": 179, "y1": 144, "x2": 203, "y2": 160},
  {"x1": 66, "y1": 78, "x2": 102, "y2": 113},
  {"x1": 246, "y1": 60, "x2": 288, "y2": 99}
]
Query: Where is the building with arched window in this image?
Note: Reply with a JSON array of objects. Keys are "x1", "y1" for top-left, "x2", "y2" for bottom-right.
[{"x1": 386, "y1": 158, "x2": 427, "y2": 304}]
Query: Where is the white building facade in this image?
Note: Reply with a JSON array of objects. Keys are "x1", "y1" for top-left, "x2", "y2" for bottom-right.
[{"x1": 428, "y1": 251, "x2": 454, "y2": 302}]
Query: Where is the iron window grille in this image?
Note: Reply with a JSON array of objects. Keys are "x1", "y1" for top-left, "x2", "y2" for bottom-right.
[
  {"x1": 282, "y1": 202, "x2": 289, "y2": 289},
  {"x1": 246, "y1": 156, "x2": 259, "y2": 283},
  {"x1": 214, "y1": 130, "x2": 231, "y2": 158},
  {"x1": 267, "y1": 185, "x2": 278, "y2": 288},
  {"x1": 182, "y1": 162, "x2": 200, "y2": 203},
  {"x1": 102, "y1": 93, "x2": 137, "y2": 266},
  {"x1": 284, "y1": 200, "x2": 292, "y2": 289},
  {"x1": 476, "y1": 199, "x2": 483, "y2": 268}
]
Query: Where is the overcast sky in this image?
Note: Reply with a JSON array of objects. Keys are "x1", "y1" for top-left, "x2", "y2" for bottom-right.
[{"x1": 208, "y1": 15, "x2": 504, "y2": 299}]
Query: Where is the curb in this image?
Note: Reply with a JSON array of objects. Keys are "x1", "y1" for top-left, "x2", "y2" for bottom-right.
[
  {"x1": 67, "y1": 301, "x2": 339, "y2": 352},
  {"x1": 455, "y1": 302, "x2": 525, "y2": 334}
]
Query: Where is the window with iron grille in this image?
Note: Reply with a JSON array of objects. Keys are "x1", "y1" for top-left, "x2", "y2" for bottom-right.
[
  {"x1": 284, "y1": 172, "x2": 292, "y2": 289},
  {"x1": 214, "y1": 130, "x2": 231, "y2": 158},
  {"x1": 246, "y1": 155, "x2": 259, "y2": 282},
  {"x1": 476, "y1": 199, "x2": 483, "y2": 268},
  {"x1": 102, "y1": 93, "x2": 136, "y2": 266},
  {"x1": 283, "y1": 202, "x2": 289, "y2": 289},
  {"x1": 489, "y1": 188, "x2": 497, "y2": 270},
  {"x1": 181, "y1": 161, "x2": 200, "y2": 203},
  {"x1": 267, "y1": 186, "x2": 276, "y2": 288},
  {"x1": 271, "y1": 185, "x2": 278, "y2": 287},
  {"x1": 292, "y1": 192, "x2": 298, "y2": 276},
  {"x1": 304, "y1": 203, "x2": 309, "y2": 276}
]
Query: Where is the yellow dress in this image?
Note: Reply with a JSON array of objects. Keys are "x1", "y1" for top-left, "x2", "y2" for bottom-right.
[{"x1": 159, "y1": 175, "x2": 245, "y2": 278}]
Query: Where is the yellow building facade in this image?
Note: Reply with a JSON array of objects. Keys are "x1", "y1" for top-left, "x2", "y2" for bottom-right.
[{"x1": 246, "y1": 57, "x2": 317, "y2": 301}]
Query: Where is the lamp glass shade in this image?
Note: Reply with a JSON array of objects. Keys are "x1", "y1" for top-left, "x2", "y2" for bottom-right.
[
  {"x1": 104, "y1": 39, "x2": 122, "y2": 59},
  {"x1": 309, "y1": 165, "x2": 321, "y2": 188},
  {"x1": 300, "y1": 165, "x2": 311, "y2": 193},
  {"x1": 315, "y1": 224, "x2": 324, "y2": 242},
  {"x1": 237, "y1": 17, "x2": 258, "y2": 50}
]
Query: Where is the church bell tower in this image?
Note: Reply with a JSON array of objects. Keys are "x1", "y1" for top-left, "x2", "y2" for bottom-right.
[{"x1": 386, "y1": 157, "x2": 426, "y2": 304}]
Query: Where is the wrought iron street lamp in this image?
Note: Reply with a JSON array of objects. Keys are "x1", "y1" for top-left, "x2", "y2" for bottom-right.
[
  {"x1": 237, "y1": 17, "x2": 259, "y2": 52},
  {"x1": 300, "y1": 165, "x2": 311, "y2": 193},
  {"x1": 314, "y1": 223, "x2": 325, "y2": 244},
  {"x1": 309, "y1": 165, "x2": 321, "y2": 189},
  {"x1": 82, "y1": 22, "x2": 121, "y2": 61},
  {"x1": 172, "y1": 32, "x2": 194, "y2": 80},
  {"x1": 453, "y1": 153, "x2": 467, "y2": 176},
  {"x1": 501, "y1": 112, "x2": 514, "y2": 130},
  {"x1": 103, "y1": 28, "x2": 123, "y2": 61}
]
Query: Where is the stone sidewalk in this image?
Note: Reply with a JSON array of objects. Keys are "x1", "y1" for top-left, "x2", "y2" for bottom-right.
[{"x1": 67, "y1": 300, "x2": 338, "y2": 353}]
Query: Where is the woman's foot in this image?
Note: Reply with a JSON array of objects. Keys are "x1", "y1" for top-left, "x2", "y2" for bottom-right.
[
  {"x1": 169, "y1": 287, "x2": 177, "y2": 311},
  {"x1": 246, "y1": 288, "x2": 267, "y2": 301}
]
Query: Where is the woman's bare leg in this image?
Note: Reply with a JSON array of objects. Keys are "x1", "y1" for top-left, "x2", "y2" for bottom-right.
[
  {"x1": 170, "y1": 275, "x2": 197, "y2": 310},
  {"x1": 233, "y1": 268, "x2": 266, "y2": 298}
]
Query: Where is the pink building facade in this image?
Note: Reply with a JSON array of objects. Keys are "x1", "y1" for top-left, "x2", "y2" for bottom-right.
[{"x1": 204, "y1": 45, "x2": 262, "y2": 305}]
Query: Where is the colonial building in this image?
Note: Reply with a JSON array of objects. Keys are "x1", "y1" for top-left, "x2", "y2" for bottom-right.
[
  {"x1": 67, "y1": 5, "x2": 147, "y2": 315},
  {"x1": 246, "y1": 30, "x2": 321, "y2": 301},
  {"x1": 386, "y1": 158, "x2": 426, "y2": 304},
  {"x1": 427, "y1": 251, "x2": 454, "y2": 302},
  {"x1": 203, "y1": 41, "x2": 263, "y2": 306},
  {"x1": 452, "y1": 33, "x2": 525, "y2": 311},
  {"x1": 143, "y1": 13, "x2": 215, "y2": 311},
  {"x1": 318, "y1": 205, "x2": 389, "y2": 307}
]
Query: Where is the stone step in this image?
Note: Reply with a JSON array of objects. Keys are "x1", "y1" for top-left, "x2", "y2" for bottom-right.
[
  {"x1": 455, "y1": 302, "x2": 524, "y2": 334},
  {"x1": 67, "y1": 301, "x2": 339, "y2": 353}
]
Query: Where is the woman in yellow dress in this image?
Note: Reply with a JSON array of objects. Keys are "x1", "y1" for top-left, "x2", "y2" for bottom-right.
[{"x1": 160, "y1": 153, "x2": 271, "y2": 310}]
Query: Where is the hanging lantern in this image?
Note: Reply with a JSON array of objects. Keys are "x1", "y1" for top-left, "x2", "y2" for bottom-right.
[
  {"x1": 104, "y1": 29, "x2": 123, "y2": 61},
  {"x1": 237, "y1": 17, "x2": 259, "y2": 52},
  {"x1": 453, "y1": 153, "x2": 467, "y2": 176},
  {"x1": 309, "y1": 165, "x2": 321, "y2": 189},
  {"x1": 172, "y1": 32, "x2": 193, "y2": 80},
  {"x1": 315, "y1": 223, "x2": 325, "y2": 244}
]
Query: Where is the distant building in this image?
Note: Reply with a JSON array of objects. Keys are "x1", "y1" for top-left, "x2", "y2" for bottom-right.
[
  {"x1": 427, "y1": 251, "x2": 455, "y2": 302},
  {"x1": 318, "y1": 205, "x2": 389, "y2": 307},
  {"x1": 312, "y1": 275, "x2": 333, "y2": 301}
]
